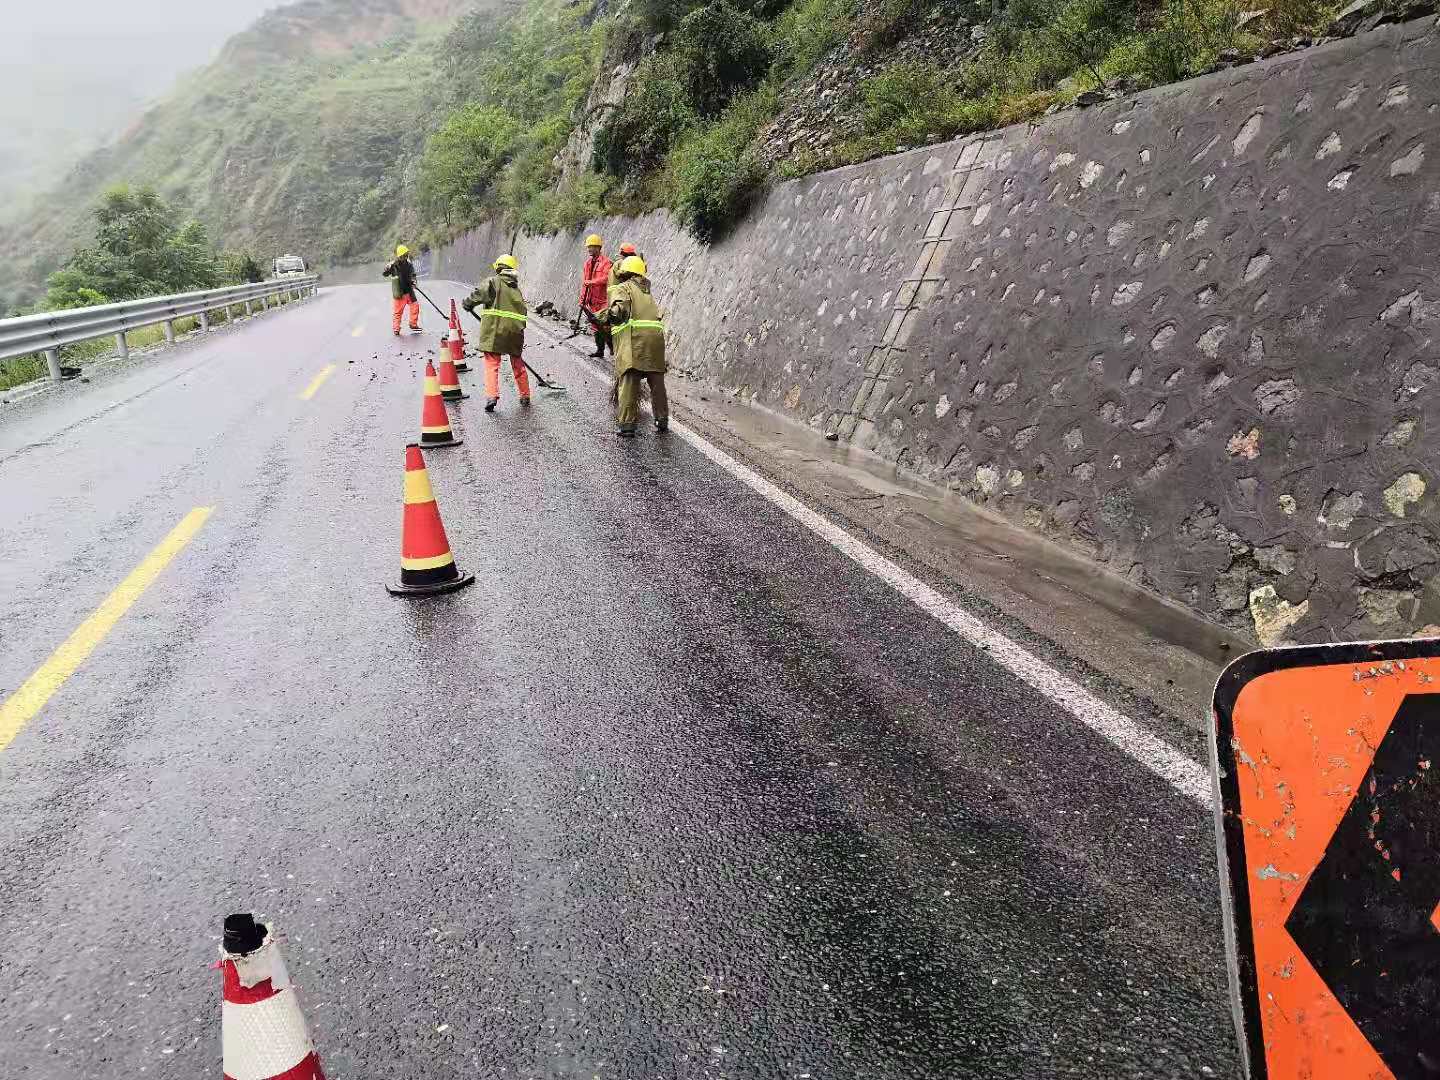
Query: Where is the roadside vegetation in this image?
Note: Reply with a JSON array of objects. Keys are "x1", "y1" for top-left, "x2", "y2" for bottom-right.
[
  {"x1": 0, "y1": 187, "x2": 268, "y2": 392},
  {"x1": 415, "y1": 0, "x2": 1337, "y2": 245}
]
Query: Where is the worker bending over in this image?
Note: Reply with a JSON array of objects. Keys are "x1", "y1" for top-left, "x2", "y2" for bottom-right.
[
  {"x1": 382, "y1": 245, "x2": 421, "y2": 335},
  {"x1": 608, "y1": 255, "x2": 668, "y2": 437},
  {"x1": 463, "y1": 254, "x2": 530, "y2": 413},
  {"x1": 580, "y1": 234, "x2": 612, "y2": 359}
]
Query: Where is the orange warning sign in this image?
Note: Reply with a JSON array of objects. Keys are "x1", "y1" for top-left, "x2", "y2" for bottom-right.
[{"x1": 1212, "y1": 640, "x2": 1440, "y2": 1080}]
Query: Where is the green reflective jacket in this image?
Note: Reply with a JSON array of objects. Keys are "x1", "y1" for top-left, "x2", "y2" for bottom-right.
[
  {"x1": 607, "y1": 275, "x2": 665, "y2": 375},
  {"x1": 463, "y1": 271, "x2": 527, "y2": 354}
]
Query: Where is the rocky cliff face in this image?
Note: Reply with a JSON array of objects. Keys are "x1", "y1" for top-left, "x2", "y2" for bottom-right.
[{"x1": 439, "y1": 17, "x2": 1440, "y2": 646}]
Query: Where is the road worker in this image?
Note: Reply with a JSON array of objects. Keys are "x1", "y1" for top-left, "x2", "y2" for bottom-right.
[
  {"x1": 607, "y1": 242, "x2": 641, "y2": 287},
  {"x1": 580, "y1": 233, "x2": 612, "y2": 359},
  {"x1": 607, "y1": 255, "x2": 668, "y2": 437},
  {"x1": 463, "y1": 254, "x2": 530, "y2": 412},
  {"x1": 382, "y1": 244, "x2": 421, "y2": 335}
]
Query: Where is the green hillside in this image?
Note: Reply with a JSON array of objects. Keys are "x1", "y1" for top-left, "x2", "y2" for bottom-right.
[{"x1": 0, "y1": 0, "x2": 480, "y2": 311}]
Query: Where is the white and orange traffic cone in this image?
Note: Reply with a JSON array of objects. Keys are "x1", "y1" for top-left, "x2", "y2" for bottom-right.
[
  {"x1": 449, "y1": 298, "x2": 470, "y2": 366},
  {"x1": 221, "y1": 914, "x2": 326, "y2": 1080},
  {"x1": 444, "y1": 327, "x2": 471, "y2": 373},
  {"x1": 437, "y1": 346, "x2": 468, "y2": 401}
]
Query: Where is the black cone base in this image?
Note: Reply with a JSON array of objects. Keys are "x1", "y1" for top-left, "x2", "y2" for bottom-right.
[
  {"x1": 386, "y1": 571, "x2": 476, "y2": 596},
  {"x1": 419, "y1": 436, "x2": 463, "y2": 448}
]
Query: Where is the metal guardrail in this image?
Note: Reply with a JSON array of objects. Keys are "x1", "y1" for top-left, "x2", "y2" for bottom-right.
[{"x1": 0, "y1": 275, "x2": 319, "y2": 383}]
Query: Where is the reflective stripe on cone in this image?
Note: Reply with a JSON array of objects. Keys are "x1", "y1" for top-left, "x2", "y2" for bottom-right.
[{"x1": 220, "y1": 919, "x2": 326, "y2": 1080}]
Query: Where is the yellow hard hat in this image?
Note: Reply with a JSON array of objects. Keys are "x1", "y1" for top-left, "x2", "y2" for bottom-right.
[
  {"x1": 618, "y1": 255, "x2": 647, "y2": 277},
  {"x1": 585, "y1": 234, "x2": 603, "y2": 247},
  {"x1": 396, "y1": 244, "x2": 409, "y2": 257},
  {"x1": 494, "y1": 253, "x2": 517, "y2": 271}
]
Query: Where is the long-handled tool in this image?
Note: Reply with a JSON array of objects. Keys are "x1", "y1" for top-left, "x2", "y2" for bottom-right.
[
  {"x1": 517, "y1": 355, "x2": 566, "y2": 392},
  {"x1": 561, "y1": 303, "x2": 592, "y2": 341},
  {"x1": 412, "y1": 284, "x2": 452, "y2": 329},
  {"x1": 449, "y1": 299, "x2": 567, "y2": 393}
]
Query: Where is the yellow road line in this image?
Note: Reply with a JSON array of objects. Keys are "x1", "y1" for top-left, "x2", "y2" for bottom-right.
[
  {"x1": 350, "y1": 325, "x2": 365, "y2": 338},
  {"x1": 0, "y1": 507, "x2": 214, "y2": 753},
  {"x1": 299, "y1": 364, "x2": 337, "y2": 401}
]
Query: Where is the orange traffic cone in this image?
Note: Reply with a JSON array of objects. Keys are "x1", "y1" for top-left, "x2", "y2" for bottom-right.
[
  {"x1": 449, "y1": 298, "x2": 468, "y2": 350},
  {"x1": 386, "y1": 443, "x2": 475, "y2": 596},
  {"x1": 437, "y1": 347, "x2": 468, "y2": 401},
  {"x1": 447, "y1": 302, "x2": 471, "y2": 372},
  {"x1": 221, "y1": 914, "x2": 326, "y2": 1080},
  {"x1": 419, "y1": 360, "x2": 461, "y2": 448},
  {"x1": 446, "y1": 327, "x2": 471, "y2": 373}
]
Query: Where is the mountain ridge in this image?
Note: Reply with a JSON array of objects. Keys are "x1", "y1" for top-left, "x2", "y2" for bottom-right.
[{"x1": 0, "y1": 0, "x2": 480, "y2": 311}]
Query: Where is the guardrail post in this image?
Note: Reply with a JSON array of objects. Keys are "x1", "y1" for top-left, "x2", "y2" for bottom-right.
[
  {"x1": 115, "y1": 332, "x2": 129, "y2": 361},
  {"x1": 163, "y1": 320, "x2": 176, "y2": 343},
  {"x1": 44, "y1": 348, "x2": 62, "y2": 382},
  {"x1": 199, "y1": 311, "x2": 210, "y2": 333},
  {"x1": 244, "y1": 299, "x2": 253, "y2": 317}
]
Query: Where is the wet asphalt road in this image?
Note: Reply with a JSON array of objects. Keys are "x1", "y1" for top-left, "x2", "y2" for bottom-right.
[{"x1": 0, "y1": 284, "x2": 1237, "y2": 1078}]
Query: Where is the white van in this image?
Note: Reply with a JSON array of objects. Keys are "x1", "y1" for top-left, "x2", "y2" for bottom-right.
[{"x1": 273, "y1": 254, "x2": 307, "y2": 278}]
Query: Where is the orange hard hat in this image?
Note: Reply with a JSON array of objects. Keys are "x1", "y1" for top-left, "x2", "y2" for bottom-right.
[{"x1": 619, "y1": 242, "x2": 637, "y2": 255}]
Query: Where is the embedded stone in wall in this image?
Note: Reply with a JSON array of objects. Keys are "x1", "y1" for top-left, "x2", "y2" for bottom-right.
[
  {"x1": 1383, "y1": 472, "x2": 1426, "y2": 517},
  {"x1": 1227, "y1": 428, "x2": 1262, "y2": 459},
  {"x1": 1250, "y1": 585, "x2": 1310, "y2": 646}
]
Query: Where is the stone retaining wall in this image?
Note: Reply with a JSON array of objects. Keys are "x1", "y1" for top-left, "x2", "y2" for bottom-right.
[{"x1": 436, "y1": 17, "x2": 1440, "y2": 645}]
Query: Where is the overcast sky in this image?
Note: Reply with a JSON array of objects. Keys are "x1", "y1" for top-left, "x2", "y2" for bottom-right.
[
  {"x1": 0, "y1": 0, "x2": 295, "y2": 201},
  {"x1": 0, "y1": 1, "x2": 287, "y2": 61}
]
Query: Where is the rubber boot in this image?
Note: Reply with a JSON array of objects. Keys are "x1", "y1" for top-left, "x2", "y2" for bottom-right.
[
  {"x1": 485, "y1": 397, "x2": 499, "y2": 412},
  {"x1": 655, "y1": 417, "x2": 669, "y2": 432},
  {"x1": 616, "y1": 426, "x2": 636, "y2": 438},
  {"x1": 520, "y1": 397, "x2": 532, "y2": 407}
]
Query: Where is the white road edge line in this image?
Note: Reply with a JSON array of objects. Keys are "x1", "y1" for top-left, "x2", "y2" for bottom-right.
[
  {"x1": 676, "y1": 424, "x2": 1214, "y2": 809},
  {"x1": 541, "y1": 329, "x2": 1213, "y2": 810}
]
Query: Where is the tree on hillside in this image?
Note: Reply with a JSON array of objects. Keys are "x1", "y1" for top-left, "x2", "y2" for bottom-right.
[
  {"x1": 417, "y1": 104, "x2": 523, "y2": 223},
  {"x1": 39, "y1": 268, "x2": 108, "y2": 312},
  {"x1": 40, "y1": 185, "x2": 223, "y2": 310},
  {"x1": 671, "y1": 1, "x2": 773, "y2": 117},
  {"x1": 223, "y1": 251, "x2": 266, "y2": 284}
]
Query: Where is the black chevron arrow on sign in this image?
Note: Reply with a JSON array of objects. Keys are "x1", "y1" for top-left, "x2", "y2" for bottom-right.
[{"x1": 1285, "y1": 692, "x2": 1440, "y2": 1079}]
